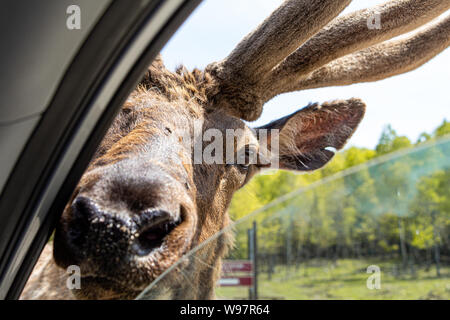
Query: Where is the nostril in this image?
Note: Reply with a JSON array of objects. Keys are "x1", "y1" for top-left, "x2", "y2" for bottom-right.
[
  {"x1": 132, "y1": 209, "x2": 181, "y2": 256},
  {"x1": 72, "y1": 196, "x2": 97, "y2": 219},
  {"x1": 68, "y1": 196, "x2": 98, "y2": 246}
]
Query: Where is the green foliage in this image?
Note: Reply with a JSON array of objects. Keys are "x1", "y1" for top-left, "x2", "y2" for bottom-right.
[
  {"x1": 216, "y1": 259, "x2": 450, "y2": 300},
  {"x1": 435, "y1": 119, "x2": 450, "y2": 137},
  {"x1": 228, "y1": 120, "x2": 450, "y2": 266},
  {"x1": 375, "y1": 124, "x2": 412, "y2": 155}
]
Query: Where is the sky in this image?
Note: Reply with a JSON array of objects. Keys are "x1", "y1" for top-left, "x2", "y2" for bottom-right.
[{"x1": 161, "y1": 0, "x2": 450, "y2": 149}]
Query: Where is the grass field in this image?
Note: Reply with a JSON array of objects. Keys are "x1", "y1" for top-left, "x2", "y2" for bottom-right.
[{"x1": 216, "y1": 259, "x2": 450, "y2": 300}]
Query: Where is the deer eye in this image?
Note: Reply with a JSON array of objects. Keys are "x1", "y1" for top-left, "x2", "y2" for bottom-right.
[
  {"x1": 237, "y1": 163, "x2": 250, "y2": 172},
  {"x1": 234, "y1": 146, "x2": 257, "y2": 173},
  {"x1": 225, "y1": 163, "x2": 249, "y2": 171}
]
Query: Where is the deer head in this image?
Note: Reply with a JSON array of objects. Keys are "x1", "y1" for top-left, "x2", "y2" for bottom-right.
[{"x1": 27, "y1": 0, "x2": 449, "y2": 300}]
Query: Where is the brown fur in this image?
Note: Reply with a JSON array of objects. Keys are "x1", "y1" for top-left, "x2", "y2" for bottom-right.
[
  {"x1": 21, "y1": 59, "x2": 255, "y2": 300},
  {"x1": 21, "y1": 58, "x2": 364, "y2": 300}
]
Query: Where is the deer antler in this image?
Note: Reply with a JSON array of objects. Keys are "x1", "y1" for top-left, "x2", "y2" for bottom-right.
[
  {"x1": 292, "y1": 13, "x2": 450, "y2": 92},
  {"x1": 206, "y1": 0, "x2": 450, "y2": 121},
  {"x1": 265, "y1": 0, "x2": 450, "y2": 99},
  {"x1": 206, "y1": 0, "x2": 352, "y2": 121}
]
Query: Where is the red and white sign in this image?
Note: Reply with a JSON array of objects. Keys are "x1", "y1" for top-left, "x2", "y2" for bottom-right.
[
  {"x1": 222, "y1": 260, "x2": 252, "y2": 273},
  {"x1": 220, "y1": 260, "x2": 253, "y2": 287},
  {"x1": 219, "y1": 277, "x2": 253, "y2": 287}
]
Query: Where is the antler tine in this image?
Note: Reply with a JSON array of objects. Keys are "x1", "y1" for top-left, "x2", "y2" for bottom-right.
[
  {"x1": 205, "y1": 0, "x2": 351, "y2": 121},
  {"x1": 291, "y1": 14, "x2": 450, "y2": 92},
  {"x1": 265, "y1": 0, "x2": 450, "y2": 101}
]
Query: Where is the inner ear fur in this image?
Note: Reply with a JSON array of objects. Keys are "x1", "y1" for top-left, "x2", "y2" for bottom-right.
[{"x1": 257, "y1": 98, "x2": 365, "y2": 171}]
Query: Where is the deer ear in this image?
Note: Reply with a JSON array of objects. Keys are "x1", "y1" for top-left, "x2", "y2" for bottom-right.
[{"x1": 257, "y1": 98, "x2": 365, "y2": 171}]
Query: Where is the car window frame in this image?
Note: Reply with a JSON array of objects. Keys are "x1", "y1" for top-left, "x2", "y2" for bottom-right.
[{"x1": 0, "y1": 0, "x2": 202, "y2": 299}]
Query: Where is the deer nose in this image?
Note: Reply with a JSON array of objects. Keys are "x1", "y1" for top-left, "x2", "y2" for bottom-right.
[{"x1": 65, "y1": 196, "x2": 180, "y2": 261}]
